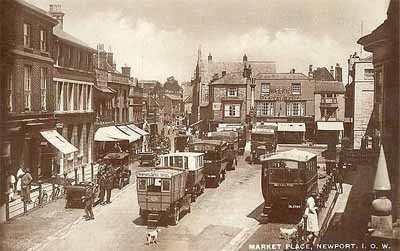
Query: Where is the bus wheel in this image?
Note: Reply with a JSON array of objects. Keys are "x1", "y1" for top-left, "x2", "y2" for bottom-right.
[{"x1": 191, "y1": 194, "x2": 196, "y2": 203}]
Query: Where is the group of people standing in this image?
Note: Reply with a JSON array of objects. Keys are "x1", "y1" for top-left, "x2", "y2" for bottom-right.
[{"x1": 6, "y1": 166, "x2": 33, "y2": 203}]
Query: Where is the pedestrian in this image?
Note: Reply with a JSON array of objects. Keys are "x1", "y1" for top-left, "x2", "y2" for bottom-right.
[
  {"x1": 105, "y1": 169, "x2": 114, "y2": 204},
  {"x1": 167, "y1": 124, "x2": 170, "y2": 135},
  {"x1": 16, "y1": 166, "x2": 25, "y2": 196},
  {"x1": 333, "y1": 165, "x2": 344, "y2": 194},
  {"x1": 6, "y1": 170, "x2": 16, "y2": 202},
  {"x1": 97, "y1": 170, "x2": 106, "y2": 205},
  {"x1": 304, "y1": 193, "x2": 319, "y2": 242},
  {"x1": 82, "y1": 183, "x2": 95, "y2": 220},
  {"x1": 21, "y1": 168, "x2": 33, "y2": 203},
  {"x1": 360, "y1": 135, "x2": 367, "y2": 150}
]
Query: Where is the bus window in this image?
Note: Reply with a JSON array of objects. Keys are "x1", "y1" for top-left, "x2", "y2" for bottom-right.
[
  {"x1": 169, "y1": 157, "x2": 174, "y2": 166},
  {"x1": 163, "y1": 157, "x2": 168, "y2": 166},
  {"x1": 184, "y1": 156, "x2": 188, "y2": 169},
  {"x1": 285, "y1": 161, "x2": 298, "y2": 169},
  {"x1": 174, "y1": 156, "x2": 183, "y2": 168},
  {"x1": 147, "y1": 178, "x2": 162, "y2": 192},
  {"x1": 162, "y1": 179, "x2": 171, "y2": 192},
  {"x1": 138, "y1": 179, "x2": 146, "y2": 191}
]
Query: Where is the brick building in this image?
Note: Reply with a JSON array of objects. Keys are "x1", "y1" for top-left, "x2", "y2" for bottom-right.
[
  {"x1": 0, "y1": 0, "x2": 64, "y2": 222},
  {"x1": 209, "y1": 72, "x2": 249, "y2": 131},
  {"x1": 358, "y1": 0, "x2": 400, "y2": 224},
  {"x1": 314, "y1": 81, "x2": 346, "y2": 144},
  {"x1": 49, "y1": 5, "x2": 96, "y2": 179},
  {"x1": 252, "y1": 71, "x2": 315, "y2": 141},
  {"x1": 344, "y1": 54, "x2": 374, "y2": 149},
  {"x1": 191, "y1": 49, "x2": 276, "y2": 130},
  {"x1": 162, "y1": 94, "x2": 183, "y2": 125},
  {"x1": 93, "y1": 45, "x2": 146, "y2": 157}
]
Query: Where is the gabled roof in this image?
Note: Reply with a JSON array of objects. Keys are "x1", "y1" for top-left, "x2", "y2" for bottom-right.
[
  {"x1": 315, "y1": 81, "x2": 345, "y2": 93},
  {"x1": 255, "y1": 73, "x2": 308, "y2": 80},
  {"x1": 54, "y1": 26, "x2": 95, "y2": 51},
  {"x1": 199, "y1": 60, "x2": 276, "y2": 85},
  {"x1": 210, "y1": 72, "x2": 247, "y2": 85},
  {"x1": 312, "y1": 67, "x2": 335, "y2": 81}
]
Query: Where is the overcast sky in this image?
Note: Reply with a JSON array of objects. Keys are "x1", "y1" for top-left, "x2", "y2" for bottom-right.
[{"x1": 30, "y1": 0, "x2": 388, "y2": 83}]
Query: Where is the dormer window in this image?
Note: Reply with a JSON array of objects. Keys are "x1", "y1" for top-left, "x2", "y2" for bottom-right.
[{"x1": 226, "y1": 88, "x2": 238, "y2": 97}]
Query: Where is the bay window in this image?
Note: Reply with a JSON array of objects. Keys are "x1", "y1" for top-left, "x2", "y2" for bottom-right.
[
  {"x1": 224, "y1": 104, "x2": 240, "y2": 117},
  {"x1": 286, "y1": 102, "x2": 305, "y2": 116}
]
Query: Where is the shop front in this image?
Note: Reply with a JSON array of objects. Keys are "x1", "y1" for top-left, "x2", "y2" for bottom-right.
[
  {"x1": 316, "y1": 121, "x2": 344, "y2": 145},
  {"x1": 277, "y1": 122, "x2": 306, "y2": 144}
]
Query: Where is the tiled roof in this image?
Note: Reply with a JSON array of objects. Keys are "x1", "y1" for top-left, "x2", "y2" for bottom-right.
[
  {"x1": 199, "y1": 60, "x2": 276, "y2": 85},
  {"x1": 315, "y1": 81, "x2": 345, "y2": 93},
  {"x1": 210, "y1": 72, "x2": 247, "y2": 85},
  {"x1": 255, "y1": 73, "x2": 308, "y2": 80},
  {"x1": 14, "y1": 0, "x2": 57, "y2": 22},
  {"x1": 54, "y1": 26, "x2": 95, "y2": 51},
  {"x1": 312, "y1": 67, "x2": 335, "y2": 81}
]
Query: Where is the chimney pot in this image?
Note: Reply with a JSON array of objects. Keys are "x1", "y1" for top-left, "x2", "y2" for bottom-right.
[
  {"x1": 49, "y1": 5, "x2": 65, "y2": 30},
  {"x1": 208, "y1": 53, "x2": 212, "y2": 62},
  {"x1": 243, "y1": 54, "x2": 248, "y2": 62}
]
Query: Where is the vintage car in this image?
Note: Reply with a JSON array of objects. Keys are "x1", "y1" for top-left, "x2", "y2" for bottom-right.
[
  {"x1": 159, "y1": 152, "x2": 205, "y2": 202},
  {"x1": 103, "y1": 152, "x2": 131, "y2": 189},
  {"x1": 139, "y1": 152, "x2": 157, "y2": 166},
  {"x1": 65, "y1": 181, "x2": 99, "y2": 209},
  {"x1": 188, "y1": 139, "x2": 228, "y2": 187},
  {"x1": 137, "y1": 166, "x2": 191, "y2": 226}
]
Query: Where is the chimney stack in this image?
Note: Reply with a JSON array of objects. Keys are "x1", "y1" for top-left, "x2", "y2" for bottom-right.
[
  {"x1": 221, "y1": 71, "x2": 226, "y2": 77},
  {"x1": 49, "y1": 5, "x2": 65, "y2": 30},
  {"x1": 97, "y1": 43, "x2": 107, "y2": 69},
  {"x1": 330, "y1": 66, "x2": 335, "y2": 78},
  {"x1": 290, "y1": 68, "x2": 296, "y2": 74},
  {"x1": 335, "y1": 63, "x2": 343, "y2": 82},
  {"x1": 208, "y1": 53, "x2": 212, "y2": 63},
  {"x1": 308, "y1": 64, "x2": 313, "y2": 78},
  {"x1": 243, "y1": 54, "x2": 248, "y2": 62},
  {"x1": 106, "y1": 52, "x2": 114, "y2": 66},
  {"x1": 122, "y1": 65, "x2": 131, "y2": 78}
]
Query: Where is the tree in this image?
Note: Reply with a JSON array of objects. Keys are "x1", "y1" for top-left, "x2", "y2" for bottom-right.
[{"x1": 164, "y1": 76, "x2": 181, "y2": 94}]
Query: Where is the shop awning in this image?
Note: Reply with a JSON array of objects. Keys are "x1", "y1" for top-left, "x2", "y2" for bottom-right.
[
  {"x1": 126, "y1": 124, "x2": 149, "y2": 136},
  {"x1": 117, "y1": 125, "x2": 141, "y2": 142},
  {"x1": 94, "y1": 126, "x2": 131, "y2": 142},
  {"x1": 277, "y1": 123, "x2": 306, "y2": 132},
  {"x1": 40, "y1": 130, "x2": 78, "y2": 155},
  {"x1": 317, "y1": 121, "x2": 344, "y2": 131}
]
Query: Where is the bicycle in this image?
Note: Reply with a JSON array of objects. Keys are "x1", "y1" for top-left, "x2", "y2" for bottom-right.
[{"x1": 33, "y1": 189, "x2": 49, "y2": 208}]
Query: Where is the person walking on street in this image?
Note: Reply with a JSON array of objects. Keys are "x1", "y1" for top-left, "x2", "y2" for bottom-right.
[
  {"x1": 105, "y1": 169, "x2": 113, "y2": 204},
  {"x1": 333, "y1": 164, "x2": 344, "y2": 194},
  {"x1": 21, "y1": 169, "x2": 33, "y2": 203},
  {"x1": 97, "y1": 170, "x2": 106, "y2": 205},
  {"x1": 82, "y1": 184, "x2": 95, "y2": 220},
  {"x1": 304, "y1": 193, "x2": 319, "y2": 243}
]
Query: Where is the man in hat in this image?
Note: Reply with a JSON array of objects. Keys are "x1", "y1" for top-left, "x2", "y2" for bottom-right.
[
  {"x1": 97, "y1": 169, "x2": 106, "y2": 205},
  {"x1": 105, "y1": 168, "x2": 114, "y2": 204},
  {"x1": 82, "y1": 183, "x2": 95, "y2": 220}
]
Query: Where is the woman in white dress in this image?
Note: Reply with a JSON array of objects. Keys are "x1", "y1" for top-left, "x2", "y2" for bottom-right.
[
  {"x1": 16, "y1": 167, "x2": 25, "y2": 195},
  {"x1": 305, "y1": 194, "x2": 319, "y2": 240}
]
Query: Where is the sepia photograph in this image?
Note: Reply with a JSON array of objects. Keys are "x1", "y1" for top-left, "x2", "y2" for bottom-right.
[{"x1": 0, "y1": 0, "x2": 399, "y2": 250}]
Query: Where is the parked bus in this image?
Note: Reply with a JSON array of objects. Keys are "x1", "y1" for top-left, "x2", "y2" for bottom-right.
[
  {"x1": 188, "y1": 140, "x2": 228, "y2": 187},
  {"x1": 160, "y1": 152, "x2": 205, "y2": 201},
  {"x1": 260, "y1": 149, "x2": 318, "y2": 222},
  {"x1": 207, "y1": 131, "x2": 238, "y2": 170},
  {"x1": 250, "y1": 123, "x2": 277, "y2": 163}
]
